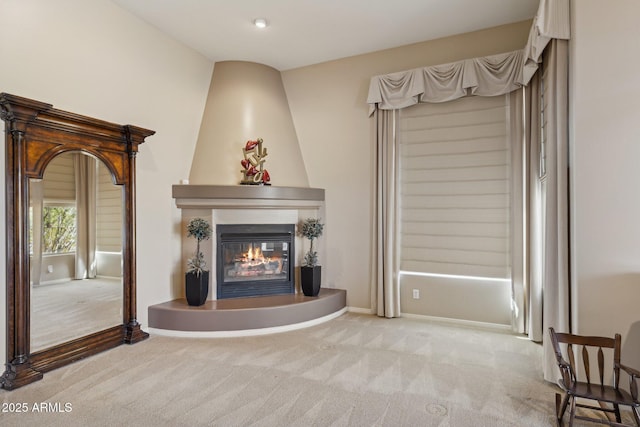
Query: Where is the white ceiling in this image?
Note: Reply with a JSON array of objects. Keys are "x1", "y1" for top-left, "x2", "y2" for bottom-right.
[{"x1": 111, "y1": 0, "x2": 539, "y2": 71}]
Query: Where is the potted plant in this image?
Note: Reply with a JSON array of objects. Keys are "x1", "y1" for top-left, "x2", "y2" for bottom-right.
[
  {"x1": 298, "y1": 217, "x2": 324, "y2": 296},
  {"x1": 185, "y1": 217, "x2": 212, "y2": 306}
]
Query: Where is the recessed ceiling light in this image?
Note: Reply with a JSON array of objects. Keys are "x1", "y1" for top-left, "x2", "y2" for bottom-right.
[{"x1": 253, "y1": 18, "x2": 268, "y2": 29}]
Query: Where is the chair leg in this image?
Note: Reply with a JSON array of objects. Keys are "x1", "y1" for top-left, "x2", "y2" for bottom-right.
[
  {"x1": 613, "y1": 403, "x2": 621, "y2": 423},
  {"x1": 632, "y1": 406, "x2": 640, "y2": 426},
  {"x1": 568, "y1": 395, "x2": 576, "y2": 427},
  {"x1": 556, "y1": 392, "x2": 569, "y2": 426}
]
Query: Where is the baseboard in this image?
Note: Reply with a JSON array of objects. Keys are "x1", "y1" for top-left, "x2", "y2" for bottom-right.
[
  {"x1": 34, "y1": 276, "x2": 120, "y2": 287},
  {"x1": 401, "y1": 312, "x2": 511, "y2": 331},
  {"x1": 33, "y1": 278, "x2": 73, "y2": 286},
  {"x1": 347, "y1": 306, "x2": 374, "y2": 314}
]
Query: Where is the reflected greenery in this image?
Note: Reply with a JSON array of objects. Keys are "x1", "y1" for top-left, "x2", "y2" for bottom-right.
[{"x1": 42, "y1": 206, "x2": 77, "y2": 253}]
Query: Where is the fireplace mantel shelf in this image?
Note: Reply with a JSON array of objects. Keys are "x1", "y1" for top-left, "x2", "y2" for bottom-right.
[{"x1": 173, "y1": 185, "x2": 325, "y2": 209}]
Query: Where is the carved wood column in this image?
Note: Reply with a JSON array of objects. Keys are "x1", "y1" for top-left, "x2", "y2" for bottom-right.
[
  {"x1": 123, "y1": 125, "x2": 152, "y2": 344},
  {"x1": 0, "y1": 96, "x2": 50, "y2": 389}
]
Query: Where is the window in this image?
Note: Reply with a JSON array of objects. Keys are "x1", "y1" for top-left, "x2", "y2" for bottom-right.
[
  {"x1": 29, "y1": 203, "x2": 77, "y2": 255},
  {"x1": 42, "y1": 204, "x2": 77, "y2": 254},
  {"x1": 398, "y1": 95, "x2": 511, "y2": 280}
]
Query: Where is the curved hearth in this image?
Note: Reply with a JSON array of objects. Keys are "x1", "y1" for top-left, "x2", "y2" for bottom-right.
[{"x1": 148, "y1": 288, "x2": 346, "y2": 337}]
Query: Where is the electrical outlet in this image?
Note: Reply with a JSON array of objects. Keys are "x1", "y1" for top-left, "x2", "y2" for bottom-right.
[
  {"x1": 47, "y1": 265, "x2": 54, "y2": 273},
  {"x1": 412, "y1": 289, "x2": 420, "y2": 299}
]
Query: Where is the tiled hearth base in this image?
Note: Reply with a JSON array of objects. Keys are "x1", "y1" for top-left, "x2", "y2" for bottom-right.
[{"x1": 148, "y1": 288, "x2": 346, "y2": 337}]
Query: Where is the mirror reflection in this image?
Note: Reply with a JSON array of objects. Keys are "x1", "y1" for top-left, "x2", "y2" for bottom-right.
[{"x1": 29, "y1": 152, "x2": 123, "y2": 352}]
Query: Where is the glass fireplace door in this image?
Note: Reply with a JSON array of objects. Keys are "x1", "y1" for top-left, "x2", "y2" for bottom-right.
[
  {"x1": 222, "y1": 240, "x2": 289, "y2": 282},
  {"x1": 216, "y1": 224, "x2": 294, "y2": 299}
]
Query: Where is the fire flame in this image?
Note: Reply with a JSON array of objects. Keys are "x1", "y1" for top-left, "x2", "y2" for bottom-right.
[
  {"x1": 246, "y1": 246, "x2": 264, "y2": 261},
  {"x1": 230, "y1": 244, "x2": 283, "y2": 277}
]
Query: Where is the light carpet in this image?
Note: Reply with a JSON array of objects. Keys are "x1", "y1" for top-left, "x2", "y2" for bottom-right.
[
  {"x1": 0, "y1": 313, "x2": 631, "y2": 426},
  {"x1": 30, "y1": 278, "x2": 122, "y2": 351}
]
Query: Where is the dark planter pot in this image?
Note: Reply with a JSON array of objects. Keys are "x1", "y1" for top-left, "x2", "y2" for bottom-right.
[
  {"x1": 301, "y1": 266, "x2": 321, "y2": 297},
  {"x1": 185, "y1": 271, "x2": 209, "y2": 306}
]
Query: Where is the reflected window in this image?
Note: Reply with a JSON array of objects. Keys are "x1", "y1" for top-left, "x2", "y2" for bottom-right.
[
  {"x1": 42, "y1": 204, "x2": 77, "y2": 254},
  {"x1": 29, "y1": 203, "x2": 78, "y2": 255}
]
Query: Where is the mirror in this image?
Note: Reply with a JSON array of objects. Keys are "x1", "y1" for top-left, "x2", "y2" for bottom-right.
[
  {"x1": 0, "y1": 93, "x2": 154, "y2": 390},
  {"x1": 29, "y1": 152, "x2": 124, "y2": 352}
]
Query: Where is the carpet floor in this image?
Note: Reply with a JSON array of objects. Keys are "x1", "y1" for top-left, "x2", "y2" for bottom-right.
[
  {"x1": 0, "y1": 313, "x2": 634, "y2": 426},
  {"x1": 31, "y1": 278, "x2": 122, "y2": 351}
]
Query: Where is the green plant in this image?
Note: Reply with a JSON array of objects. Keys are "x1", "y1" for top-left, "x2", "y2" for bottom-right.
[
  {"x1": 41, "y1": 206, "x2": 77, "y2": 253},
  {"x1": 186, "y1": 217, "x2": 212, "y2": 276},
  {"x1": 298, "y1": 218, "x2": 324, "y2": 267}
]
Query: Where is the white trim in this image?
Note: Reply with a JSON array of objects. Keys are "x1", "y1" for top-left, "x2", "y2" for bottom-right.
[
  {"x1": 399, "y1": 270, "x2": 511, "y2": 283},
  {"x1": 401, "y1": 312, "x2": 511, "y2": 331},
  {"x1": 41, "y1": 252, "x2": 76, "y2": 259},
  {"x1": 32, "y1": 278, "x2": 73, "y2": 286},
  {"x1": 148, "y1": 307, "x2": 347, "y2": 338},
  {"x1": 347, "y1": 306, "x2": 374, "y2": 314}
]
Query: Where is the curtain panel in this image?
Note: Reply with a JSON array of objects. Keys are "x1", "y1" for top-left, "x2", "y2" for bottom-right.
[
  {"x1": 540, "y1": 38, "x2": 571, "y2": 382},
  {"x1": 30, "y1": 181, "x2": 45, "y2": 287},
  {"x1": 75, "y1": 154, "x2": 98, "y2": 280},
  {"x1": 525, "y1": 74, "x2": 544, "y2": 343},
  {"x1": 372, "y1": 109, "x2": 401, "y2": 318}
]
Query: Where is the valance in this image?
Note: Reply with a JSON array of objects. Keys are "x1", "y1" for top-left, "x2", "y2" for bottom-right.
[
  {"x1": 367, "y1": 50, "x2": 525, "y2": 115},
  {"x1": 367, "y1": 0, "x2": 570, "y2": 115},
  {"x1": 522, "y1": 0, "x2": 570, "y2": 83}
]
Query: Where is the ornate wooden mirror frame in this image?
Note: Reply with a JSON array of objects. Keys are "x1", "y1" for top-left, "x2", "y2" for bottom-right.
[{"x1": 0, "y1": 93, "x2": 153, "y2": 390}]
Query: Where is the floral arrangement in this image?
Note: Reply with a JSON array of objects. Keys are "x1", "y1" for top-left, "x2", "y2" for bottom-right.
[
  {"x1": 299, "y1": 218, "x2": 324, "y2": 267},
  {"x1": 186, "y1": 217, "x2": 212, "y2": 276}
]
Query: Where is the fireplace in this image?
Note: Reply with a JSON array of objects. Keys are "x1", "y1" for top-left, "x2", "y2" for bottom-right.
[{"x1": 216, "y1": 224, "x2": 294, "y2": 299}]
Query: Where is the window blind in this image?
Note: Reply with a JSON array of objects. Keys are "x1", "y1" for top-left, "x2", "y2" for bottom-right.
[
  {"x1": 96, "y1": 162, "x2": 122, "y2": 253},
  {"x1": 42, "y1": 153, "x2": 75, "y2": 202},
  {"x1": 398, "y1": 95, "x2": 511, "y2": 279}
]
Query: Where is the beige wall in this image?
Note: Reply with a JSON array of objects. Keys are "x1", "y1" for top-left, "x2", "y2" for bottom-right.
[
  {"x1": 190, "y1": 61, "x2": 309, "y2": 187},
  {"x1": 0, "y1": 0, "x2": 213, "y2": 359},
  {"x1": 282, "y1": 20, "x2": 531, "y2": 316},
  {"x1": 570, "y1": 0, "x2": 640, "y2": 362}
]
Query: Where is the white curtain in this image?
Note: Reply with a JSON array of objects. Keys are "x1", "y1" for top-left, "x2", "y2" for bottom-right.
[
  {"x1": 509, "y1": 89, "x2": 526, "y2": 334},
  {"x1": 526, "y1": 73, "x2": 545, "y2": 343},
  {"x1": 29, "y1": 180, "x2": 44, "y2": 286},
  {"x1": 540, "y1": 39, "x2": 571, "y2": 382},
  {"x1": 523, "y1": 0, "x2": 571, "y2": 84},
  {"x1": 75, "y1": 154, "x2": 97, "y2": 280},
  {"x1": 372, "y1": 109, "x2": 401, "y2": 318}
]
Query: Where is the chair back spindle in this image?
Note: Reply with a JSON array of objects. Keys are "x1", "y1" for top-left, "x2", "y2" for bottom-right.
[
  {"x1": 597, "y1": 346, "x2": 605, "y2": 387},
  {"x1": 582, "y1": 345, "x2": 591, "y2": 384}
]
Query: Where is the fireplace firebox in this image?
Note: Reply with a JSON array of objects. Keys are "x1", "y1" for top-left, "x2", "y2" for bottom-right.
[{"x1": 216, "y1": 224, "x2": 294, "y2": 299}]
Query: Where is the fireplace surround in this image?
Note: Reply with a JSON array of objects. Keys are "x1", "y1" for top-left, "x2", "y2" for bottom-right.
[{"x1": 173, "y1": 185, "x2": 325, "y2": 301}]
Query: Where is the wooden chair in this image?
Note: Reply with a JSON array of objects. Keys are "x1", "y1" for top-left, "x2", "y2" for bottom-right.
[{"x1": 549, "y1": 327, "x2": 640, "y2": 426}]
